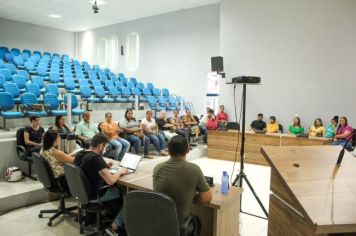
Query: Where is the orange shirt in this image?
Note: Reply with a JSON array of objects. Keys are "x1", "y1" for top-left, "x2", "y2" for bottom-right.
[{"x1": 101, "y1": 121, "x2": 120, "y2": 139}]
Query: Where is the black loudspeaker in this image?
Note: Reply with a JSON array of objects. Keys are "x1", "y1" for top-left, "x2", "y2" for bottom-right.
[
  {"x1": 211, "y1": 56, "x2": 223, "y2": 72},
  {"x1": 121, "y1": 45, "x2": 124, "y2": 56}
]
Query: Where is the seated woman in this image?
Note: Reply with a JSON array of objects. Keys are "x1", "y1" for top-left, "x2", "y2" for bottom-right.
[
  {"x1": 120, "y1": 109, "x2": 153, "y2": 159},
  {"x1": 325, "y1": 116, "x2": 339, "y2": 139},
  {"x1": 308, "y1": 118, "x2": 326, "y2": 137},
  {"x1": 141, "y1": 111, "x2": 168, "y2": 156},
  {"x1": 332, "y1": 116, "x2": 353, "y2": 148},
  {"x1": 182, "y1": 110, "x2": 200, "y2": 141},
  {"x1": 53, "y1": 115, "x2": 71, "y2": 134},
  {"x1": 288, "y1": 116, "x2": 304, "y2": 135},
  {"x1": 101, "y1": 112, "x2": 130, "y2": 160},
  {"x1": 24, "y1": 116, "x2": 45, "y2": 154},
  {"x1": 40, "y1": 129, "x2": 75, "y2": 178},
  {"x1": 266, "y1": 116, "x2": 279, "y2": 133}
]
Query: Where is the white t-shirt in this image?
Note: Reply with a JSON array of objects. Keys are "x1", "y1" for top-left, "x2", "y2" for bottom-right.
[
  {"x1": 141, "y1": 118, "x2": 157, "y2": 132},
  {"x1": 199, "y1": 114, "x2": 209, "y2": 125}
]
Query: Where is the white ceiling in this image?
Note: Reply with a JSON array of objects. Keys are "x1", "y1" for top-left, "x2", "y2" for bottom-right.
[{"x1": 0, "y1": 0, "x2": 219, "y2": 32}]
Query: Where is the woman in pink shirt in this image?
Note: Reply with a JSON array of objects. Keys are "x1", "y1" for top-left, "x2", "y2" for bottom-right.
[{"x1": 332, "y1": 116, "x2": 353, "y2": 148}]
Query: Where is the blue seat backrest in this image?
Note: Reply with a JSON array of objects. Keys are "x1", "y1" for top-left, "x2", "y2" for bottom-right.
[
  {"x1": 46, "y1": 84, "x2": 59, "y2": 96},
  {"x1": 44, "y1": 93, "x2": 60, "y2": 109},
  {"x1": 4, "y1": 83, "x2": 20, "y2": 97},
  {"x1": 0, "y1": 92, "x2": 15, "y2": 111},
  {"x1": 12, "y1": 75, "x2": 26, "y2": 89},
  {"x1": 21, "y1": 92, "x2": 38, "y2": 105},
  {"x1": 94, "y1": 86, "x2": 106, "y2": 97},
  {"x1": 26, "y1": 83, "x2": 41, "y2": 97},
  {"x1": 4, "y1": 63, "x2": 16, "y2": 74},
  {"x1": 32, "y1": 76, "x2": 45, "y2": 88},
  {"x1": 109, "y1": 86, "x2": 120, "y2": 96},
  {"x1": 16, "y1": 70, "x2": 29, "y2": 81},
  {"x1": 0, "y1": 68, "x2": 12, "y2": 81}
]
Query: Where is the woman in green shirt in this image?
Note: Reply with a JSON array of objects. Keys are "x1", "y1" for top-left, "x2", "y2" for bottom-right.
[
  {"x1": 288, "y1": 116, "x2": 304, "y2": 135},
  {"x1": 324, "y1": 116, "x2": 339, "y2": 139}
]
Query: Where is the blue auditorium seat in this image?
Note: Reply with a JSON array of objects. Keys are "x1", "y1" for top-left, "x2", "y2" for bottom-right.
[
  {"x1": 0, "y1": 74, "x2": 5, "y2": 92},
  {"x1": 129, "y1": 77, "x2": 137, "y2": 86},
  {"x1": 64, "y1": 78, "x2": 80, "y2": 95},
  {"x1": 136, "y1": 82, "x2": 145, "y2": 92},
  {"x1": 44, "y1": 93, "x2": 67, "y2": 116},
  {"x1": 31, "y1": 76, "x2": 46, "y2": 93},
  {"x1": 147, "y1": 96, "x2": 157, "y2": 110},
  {"x1": 105, "y1": 80, "x2": 114, "y2": 90},
  {"x1": 4, "y1": 83, "x2": 21, "y2": 104},
  {"x1": 146, "y1": 82, "x2": 154, "y2": 91},
  {"x1": 127, "y1": 81, "x2": 135, "y2": 89},
  {"x1": 121, "y1": 87, "x2": 135, "y2": 103},
  {"x1": 94, "y1": 86, "x2": 114, "y2": 103},
  {"x1": 33, "y1": 51, "x2": 42, "y2": 57},
  {"x1": 22, "y1": 53, "x2": 30, "y2": 61},
  {"x1": 157, "y1": 96, "x2": 167, "y2": 111},
  {"x1": 26, "y1": 83, "x2": 43, "y2": 103},
  {"x1": 64, "y1": 94, "x2": 85, "y2": 116},
  {"x1": 5, "y1": 53, "x2": 13, "y2": 63},
  {"x1": 0, "y1": 47, "x2": 9, "y2": 60},
  {"x1": 79, "y1": 85, "x2": 99, "y2": 103},
  {"x1": 11, "y1": 48, "x2": 20, "y2": 56},
  {"x1": 91, "y1": 79, "x2": 102, "y2": 88},
  {"x1": 23, "y1": 49, "x2": 31, "y2": 56},
  {"x1": 108, "y1": 86, "x2": 121, "y2": 100},
  {"x1": 120, "y1": 77, "x2": 128, "y2": 86},
  {"x1": 0, "y1": 59, "x2": 4, "y2": 68},
  {"x1": 16, "y1": 70, "x2": 30, "y2": 81},
  {"x1": 13, "y1": 56, "x2": 25, "y2": 69},
  {"x1": 152, "y1": 88, "x2": 161, "y2": 97},
  {"x1": 20, "y1": 93, "x2": 47, "y2": 117},
  {"x1": 0, "y1": 92, "x2": 24, "y2": 129},
  {"x1": 78, "y1": 79, "x2": 90, "y2": 87},
  {"x1": 162, "y1": 88, "x2": 170, "y2": 97},
  {"x1": 45, "y1": 84, "x2": 63, "y2": 103},
  {"x1": 0, "y1": 68, "x2": 12, "y2": 81},
  {"x1": 43, "y1": 51, "x2": 51, "y2": 58},
  {"x1": 12, "y1": 75, "x2": 27, "y2": 92},
  {"x1": 36, "y1": 66, "x2": 49, "y2": 80},
  {"x1": 24, "y1": 61, "x2": 36, "y2": 74},
  {"x1": 4, "y1": 63, "x2": 16, "y2": 75},
  {"x1": 115, "y1": 81, "x2": 124, "y2": 88},
  {"x1": 167, "y1": 96, "x2": 177, "y2": 111}
]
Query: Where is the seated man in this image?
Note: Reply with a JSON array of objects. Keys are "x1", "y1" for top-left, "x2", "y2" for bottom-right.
[
  {"x1": 24, "y1": 116, "x2": 45, "y2": 154},
  {"x1": 156, "y1": 111, "x2": 177, "y2": 141},
  {"x1": 182, "y1": 110, "x2": 200, "y2": 142},
  {"x1": 153, "y1": 136, "x2": 212, "y2": 225},
  {"x1": 250, "y1": 113, "x2": 266, "y2": 132},
  {"x1": 75, "y1": 111, "x2": 99, "y2": 148},
  {"x1": 74, "y1": 133, "x2": 128, "y2": 236}
]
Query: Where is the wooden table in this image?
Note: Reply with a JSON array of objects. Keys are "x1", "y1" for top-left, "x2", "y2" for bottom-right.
[
  {"x1": 261, "y1": 146, "x2": 356, "y2": 235},
  {"x1": 207, "y1": 130, "x2": 332, "y2": 166},
  {"x1": 107, "y1": 157, "x2": 242, "y2": 236}
]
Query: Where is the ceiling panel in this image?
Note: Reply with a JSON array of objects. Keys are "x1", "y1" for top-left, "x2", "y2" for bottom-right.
[{"x1": 0, "y1": 0, "x2": 219, "y2": 32}]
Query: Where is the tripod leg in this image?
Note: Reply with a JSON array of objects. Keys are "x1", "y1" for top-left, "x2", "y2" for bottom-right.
[{"x1": 242, "y1": 175, "x2": 269, "y2": 218}]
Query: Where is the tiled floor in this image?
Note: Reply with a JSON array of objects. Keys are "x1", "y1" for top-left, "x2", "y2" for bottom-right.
[{"x1": 0, "y1": 147, "x2": 271, "y2": 236}]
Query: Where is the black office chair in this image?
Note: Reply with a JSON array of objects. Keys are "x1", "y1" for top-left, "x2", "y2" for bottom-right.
[
  {"x1": 64, "y1": 163, "x2": 115, "y2": 234},
  {"x1": 32, "y1": 153, "x2": 77, "y2": 226},
  {"x1": 226, "y1": 122, "x2": 240, "y2": 130},
  {"x1": 15, "y1": 127, "x2": 37, "y2": 180},
  {"x1": 124, "y1": 190, "x2": 201, "y2": 236},
  {"x1": 278, "y1": 124, "x2": 284, "y2": 133}
]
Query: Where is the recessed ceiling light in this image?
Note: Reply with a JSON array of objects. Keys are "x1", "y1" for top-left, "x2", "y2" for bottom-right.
[
  {"x1": 89, "y1": 0, "x2": 106, "y2": 6},
  {"x1": 48, "y1": 14, "x2": 62, "y2": 19}
]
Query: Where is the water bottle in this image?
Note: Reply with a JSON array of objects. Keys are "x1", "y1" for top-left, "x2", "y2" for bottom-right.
[{"x1": 221, "y1": 171, "x2": 229, "y2": 194}]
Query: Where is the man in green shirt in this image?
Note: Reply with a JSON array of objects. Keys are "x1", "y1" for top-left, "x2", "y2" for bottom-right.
[
  {"x1": 75, "y1": 112, "x2": 99, "y2": 148},
  {"x1": 153, "y1": 135, "x2": 212, "y2": 224}
]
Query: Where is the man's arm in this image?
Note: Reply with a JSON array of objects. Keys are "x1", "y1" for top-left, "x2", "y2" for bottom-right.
[
  {"x1": 196, "y1": 189, "x2": 212, "y2": 203},
  {"x1": 24, "y1": 131, "x2": 42, "y2": 146},
  {"x1": 99, "y1": 168, "x2": 128, "y2": 186}
]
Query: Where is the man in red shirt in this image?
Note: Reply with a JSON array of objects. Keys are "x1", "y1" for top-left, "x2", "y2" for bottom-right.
[{"x1": 217, "y1": 105, "x2": 228, "y2": 124}]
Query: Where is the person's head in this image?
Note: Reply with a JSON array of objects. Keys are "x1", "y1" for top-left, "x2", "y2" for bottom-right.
[
  {"x1": 207, "y1": 109, "x2": 214, "y2": 118},
  {"x1": 90, "y1": 133, "x2": 110, "y2": 156},
  {"x1": 206, "y1": 107, "x2": 211, "y2": 113},
  {"x1": 82, "y1": 111, "x2": 91, "y2": 123},
  {"x1": 293, "y1": 116, "x2": 301, "y2": 127},
  {"x1": 186, "y1": 110, "x2": 192, "y2": 116},
  {"x1": 105, "y1": 112, "x2": 112, "y2": 123},
  {"x1": 339, "y1": 117, "x2": 348, "y2": 127},
  {"x1": 160, "y1": 111, "x2": 166, "y2": 119},
  {"x1": 146, "y1": 110, "x2": 153, "y2": 119},
  {"x1": 29, "y1": 116, "x2": 40, "y2": 126},
  {"x1": 55, "y1": 115, "x2": 66, "y2": 128},
  {"x1": 331, "y1": 115, "x2": 339, "y2": 126},
  {"x1": 42, "y1": 129, "x2": 60, "y2": 151},
  {"x1": 220, "y1": 105, "x2": 225, "y2": 112},
  {"x1": 173, "y1": 110, "x2": 179, "y2": 117},
  {"x1": 269, "y1": 116, "x2": 276, "y2": 124},
  {"x1": 125, "y1": 109, "x2": 134, "y2": 121},
  {"x1": 314, "y1": 118, "x2": 323, "y2": 127},
  {"x1": 168, "y1": 135, "x2": 189, "y2": 159},
  {"x1": 257, "y1": 113, "x2": 263, "y2": 121}
]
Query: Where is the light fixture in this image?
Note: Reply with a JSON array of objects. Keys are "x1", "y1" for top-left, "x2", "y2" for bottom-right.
[
  {"x1": 89, "y1": 0, "x2": 106, "y2": 5},
  {"x1": 48, "y1": 14, "x2": 62, "y2": 19}
]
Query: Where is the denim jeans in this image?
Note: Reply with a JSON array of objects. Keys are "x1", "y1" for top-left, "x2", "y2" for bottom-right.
[
  {"x1": 332, "y1": 139, "x2": 352, "y2": 149},
  {"x1": 199, "y1": 125, "x2": 207, "y2": 135},
  {"x1": 110, "y1": 138, "x2": 131, "y2": 160},
  {"x1": 127, "y1": 134, "x2": 150, "y2": 155},
  {"x1": 99, "y1": 187, "x2": 124, "y2": 227},
  {"x1": 146, "y1": 133, "x2": 165, "y2": 152}
]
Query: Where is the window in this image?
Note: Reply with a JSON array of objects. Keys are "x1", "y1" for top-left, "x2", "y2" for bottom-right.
[
  {"x1": 98, "y1": 38, "x2": 108, "y2": 67},
  {"x1": 126, "y1": 32, "x2": 140, "y2": 71},
  {"x1": 109, "y1": 37, "x2": 119, "y2": 71}
]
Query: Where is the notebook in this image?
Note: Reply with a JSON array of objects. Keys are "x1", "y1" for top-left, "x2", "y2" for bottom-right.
[{"x1": 109, "y1": 153, "x2": 142, "y2": 174}]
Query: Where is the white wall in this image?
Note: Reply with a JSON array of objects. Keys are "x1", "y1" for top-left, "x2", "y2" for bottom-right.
[
  {"x1": 0, "y1": 18, "x2": 75, "y2": 57},
  {"x1": 219, "y1": 0, "x2": 356, "y2": 129},
  {"x1": 77, "y1": 4, "x2": 220, "y2": 115}
]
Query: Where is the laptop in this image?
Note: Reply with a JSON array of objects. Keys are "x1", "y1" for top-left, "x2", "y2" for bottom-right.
[{"x1": 109, "y1": 153, "x2": 142, "y2": 174}]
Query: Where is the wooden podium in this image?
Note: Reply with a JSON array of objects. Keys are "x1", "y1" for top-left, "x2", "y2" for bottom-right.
[{"x1": 261, "y1": 146, "x2": 356, "y2": 236}]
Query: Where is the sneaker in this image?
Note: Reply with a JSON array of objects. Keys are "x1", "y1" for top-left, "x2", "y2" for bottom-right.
[
  {"x1": 144, "y1": 155, "x2": 154, "y2": 159},
  {"x1": 105, "y1": 226, "x2": 126, "y2": 236},
  {"x1": 159, "y1": 150, "x2": 169, "y2": 156}
]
